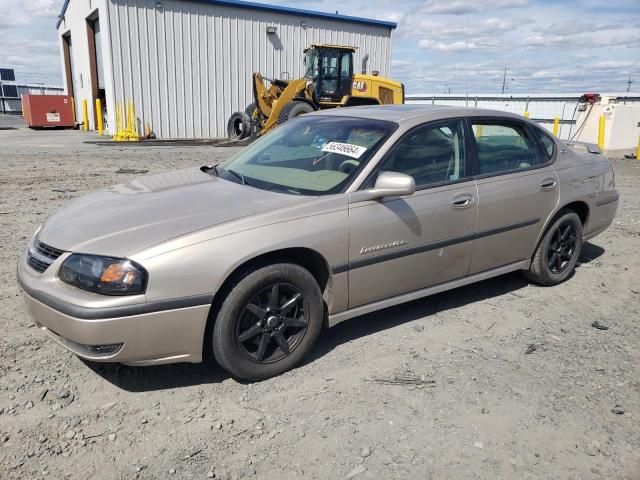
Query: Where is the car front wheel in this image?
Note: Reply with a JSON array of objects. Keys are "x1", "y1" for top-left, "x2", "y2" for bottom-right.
[
  {"x1": 212, "y1": 263, "x2": 323, "y2": 381},
  {"x1": 524, "y1": 209, "x2": 583, "y2": 286}
]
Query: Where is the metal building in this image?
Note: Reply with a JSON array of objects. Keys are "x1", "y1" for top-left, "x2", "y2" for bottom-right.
[{"x1": 56, "y1": 0, "x2": 396, "y2": 138}]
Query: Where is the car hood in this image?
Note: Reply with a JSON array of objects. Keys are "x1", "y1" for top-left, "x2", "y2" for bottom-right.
[{"x1": 37, "y1": 168, "x2": 309, "y2": 257}]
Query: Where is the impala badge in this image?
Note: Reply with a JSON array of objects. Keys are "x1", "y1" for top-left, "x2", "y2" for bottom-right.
[{"x1": 360, "y1": 240, "x2": 407, "y2": 255}]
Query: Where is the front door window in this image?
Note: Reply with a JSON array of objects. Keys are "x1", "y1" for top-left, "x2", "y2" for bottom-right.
[{"x1": 373, "y1": 120, "x2": 468, "y2": 188}]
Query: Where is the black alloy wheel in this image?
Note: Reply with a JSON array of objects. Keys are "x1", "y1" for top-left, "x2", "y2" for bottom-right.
[
  {"x1": 524, "y1": 209, "x2": 583, "y2": 286},
  {"x1": 547, "y1": 221, "x2": 578, "y2": 274},
  {"x1": 236, "y1": 283, "x2": 308, "y2": 363},
  {"x1": 212, "y1": 263, "x2": 323, "y2": 381}
]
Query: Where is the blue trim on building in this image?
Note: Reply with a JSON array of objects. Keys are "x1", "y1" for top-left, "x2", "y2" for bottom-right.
[
  {"x1": 56, "y1": 0, "x2": 71, "y2": 29},
  {"x1": 56, "y1": 0, "x2": 396, "y2": 30}
]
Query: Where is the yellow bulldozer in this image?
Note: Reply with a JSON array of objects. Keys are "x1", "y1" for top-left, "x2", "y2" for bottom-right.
[{"x1": 227, "y1": 44, "x2": 405, "y2": 140}]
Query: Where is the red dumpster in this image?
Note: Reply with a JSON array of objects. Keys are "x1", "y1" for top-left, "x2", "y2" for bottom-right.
[{"x1": 22, "y1": 95, "x2": 75, "y2": 128}]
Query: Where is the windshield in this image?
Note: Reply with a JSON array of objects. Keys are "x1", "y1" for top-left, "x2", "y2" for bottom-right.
[
  {"x1": 303, "y1": 49, "x2": 319, "y2": 79},
  {"x1": 219, "y1": 116, "x2": 397, "y2": 196}
]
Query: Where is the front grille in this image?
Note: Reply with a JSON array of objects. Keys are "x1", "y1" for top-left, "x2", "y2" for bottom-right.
[
  {"x1": 28, "y1": 255, "x2": 50, "y2": 273},
  {"x1": 34, "y1": 242, "x2": 64, "y2": 261},
  {"x1": 27, "y1": 240, "x2": 65, "y2": 273}
]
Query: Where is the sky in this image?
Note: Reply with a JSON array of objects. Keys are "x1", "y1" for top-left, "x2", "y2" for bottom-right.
[{"x1": 0, "y1": 0, "x2": 638, "y2": 94}]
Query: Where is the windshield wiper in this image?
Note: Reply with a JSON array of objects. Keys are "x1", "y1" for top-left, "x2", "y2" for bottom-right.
[{"x1": 226, "y1": 169, "x2": 250, "y2": 185}]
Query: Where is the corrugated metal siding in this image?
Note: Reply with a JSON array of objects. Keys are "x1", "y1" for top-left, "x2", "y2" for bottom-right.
[
  {"x1": 406, "y1": 93, "x2": 640, "y2": 139},
  {"x1": 108, "y1": 0, "x2": 393, "y2": 138}
]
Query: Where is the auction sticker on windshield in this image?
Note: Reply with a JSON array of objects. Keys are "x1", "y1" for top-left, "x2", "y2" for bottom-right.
[{"x1": 321, "y1": 142, "x2": 367, "y2": 159}]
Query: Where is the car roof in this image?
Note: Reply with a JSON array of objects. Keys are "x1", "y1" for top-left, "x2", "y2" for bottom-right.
[{"x1": 309, "y1": 104, "x2": 524, "y2": 124}]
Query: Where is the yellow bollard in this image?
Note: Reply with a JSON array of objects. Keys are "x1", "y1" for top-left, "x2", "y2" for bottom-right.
[
  {"x1": 82, "y1": 99, "x2": 89, "y2": 131},
  {"x1": 523, "y1": 111, "x2": 530, "y2": 118},
  {"x1": 116, "y1": 102, "x2": 122, "y2": 132},
  {"x1": 112, "y1": 99, "x2": 139, "y2": 141},
  {"x1": 636, "y1": 135, "x2": 640, "y2": 161},
  {"x1": 598, "y1": 115, "x2": 605, "y2": 151},
  {"x1": 552, "y1": 116, "x2": 560, "y2": 137},
  {"x1": 95, "y1": 99, "x2": 104, "y2": 136}
]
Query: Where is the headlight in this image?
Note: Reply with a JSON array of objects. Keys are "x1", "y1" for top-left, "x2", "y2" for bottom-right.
[{"x1": 59, "y1": 254, "x2": 147, "y2": 296}]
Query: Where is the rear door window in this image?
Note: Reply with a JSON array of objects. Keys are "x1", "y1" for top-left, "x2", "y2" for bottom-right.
[{"x1": 471, "y1": 122, "x2": 541, "y2": 175}]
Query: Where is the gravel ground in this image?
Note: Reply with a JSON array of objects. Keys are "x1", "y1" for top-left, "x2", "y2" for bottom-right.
[{"x1": 1, "y1": 118, "x2": 639, "y2": 480}]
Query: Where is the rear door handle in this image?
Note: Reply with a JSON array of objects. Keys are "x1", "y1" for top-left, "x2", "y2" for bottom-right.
[
  {"x1": 541, "y1": 178, "x2": 557, "y2": 191},
  {"x1": 452, "y1": 194, "x2": 475, "y2": 209}
]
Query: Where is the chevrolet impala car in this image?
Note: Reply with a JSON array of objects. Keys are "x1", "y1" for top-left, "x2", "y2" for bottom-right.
[{"x1": 17, "y1": 105, "x2": 619, "y2": 380}]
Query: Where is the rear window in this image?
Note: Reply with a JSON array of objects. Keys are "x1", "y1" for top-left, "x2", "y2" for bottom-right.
[{"x1": 532, "y1": 128, "x2": 556, "y2": 162}]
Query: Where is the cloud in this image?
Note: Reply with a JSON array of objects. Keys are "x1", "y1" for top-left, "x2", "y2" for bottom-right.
[
  {"x1": 379, "y1": 12, "x2": 407, "y2": 24},
  {"x1": 391, "y1": 48, "x2": 640, "y2": 95},
  {"x1": 535, "y1": 20, "x2": 634, "y2": 35},
  {"x1": 22, "y1": 0, "x2": 60, "y2": 16},
  {"x1": 0, "y1": 1, "x2": 60, "y2": 84},
  {"x1": 524, "y1": 33, "x2": 640, "y2": 49},
  {"x1": 592, "y1": 60, "x2": 640, "y2": 69},
  {"x1": 529, "y1": 70, "x2": 558, "y2": 79},
  {"x1": 0, "y1": 0, "x2": 59, "y2": 30},
  {"x1": 1, "y1": 0, "x2": 638, "y2": 94},
  {"x1": 418, "y1": 38, "x2": 499, "y2": 52},
  {"x1": 410, "y1": 17, "x2": 525, "y2": 52},
  {"x1": 405, "y1": 16, "x2": 523, "y2": 41},
  {"x1": 420, "y1": 0, "x2": 529, "y2": 15}
]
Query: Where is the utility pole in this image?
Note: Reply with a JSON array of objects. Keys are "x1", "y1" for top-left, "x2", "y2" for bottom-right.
[
  {"x1": 501, "y1": 67, "x2": 508, "y2": 94},
  {"x1": 626, "y1": 76, "x2": 633, "y2": 93},
  {"x1": 0, "y1": 79, "x2": 4, "y2": 115}
]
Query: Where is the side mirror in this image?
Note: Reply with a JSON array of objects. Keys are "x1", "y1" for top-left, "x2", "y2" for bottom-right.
[{"x1": 349, "y1": 171, "x2": 416, "y2": 203}]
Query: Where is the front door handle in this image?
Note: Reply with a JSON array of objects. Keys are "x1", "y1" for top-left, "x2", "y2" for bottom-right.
[
  {"x1": 541, "y1": 178, "x2": 557, "y2": 191},
  {"x1": 452, "y1": 194, "x2": 475, "y2": 209}
]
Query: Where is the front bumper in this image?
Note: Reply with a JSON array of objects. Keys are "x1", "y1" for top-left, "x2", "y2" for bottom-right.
[{"x1": 17, "y1": 251, "x2": 212, "y2": 366}]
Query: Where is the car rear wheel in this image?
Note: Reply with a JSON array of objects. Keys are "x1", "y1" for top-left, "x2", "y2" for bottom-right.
[
  {"x1": 212, "y1": 263, "x2": 323, "y2": 381},
  {"x1": 524, "y1": 209, "x2": 583, "y2": 286}
]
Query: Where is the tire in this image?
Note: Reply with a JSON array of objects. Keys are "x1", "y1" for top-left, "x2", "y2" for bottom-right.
[
  {"x1": 523, "y1": 209, "x2": 583, "y2": 286},
  {"x1": 212, "y1": 263, "x2": 323, "y2": 381},
  {"x1": 245, "y1": 103, "x2": 257, "y2": 117},
  {"x1": 276, "y1": 101, "x2": 315, "y2": 125},
  {"x1": 226, "y1": 111, "x2": 252, "y2": 140}
]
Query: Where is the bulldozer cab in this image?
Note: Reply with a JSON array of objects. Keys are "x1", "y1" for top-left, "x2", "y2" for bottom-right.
[{"x1": 303, "y1": 45, "x2": 354, "y2": 103}]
